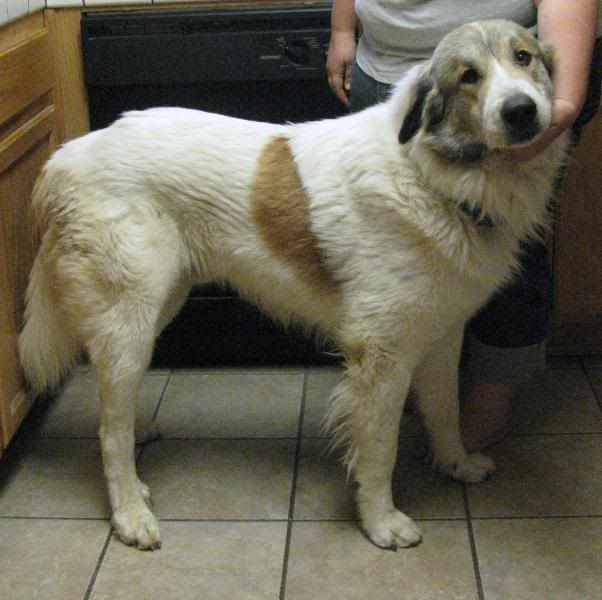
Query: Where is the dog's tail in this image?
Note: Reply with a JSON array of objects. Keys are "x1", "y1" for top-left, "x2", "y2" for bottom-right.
[
  {"x1": 18, "y1": 176, "x2": 79, "y2": 395},
  {"x1": 19, "y1": 253, "x2": 79, "y2": 395}
]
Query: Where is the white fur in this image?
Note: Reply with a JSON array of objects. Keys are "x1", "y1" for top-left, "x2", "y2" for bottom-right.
[{"x1": 19, "y1": 21, "x2": 567, "y2": 551}]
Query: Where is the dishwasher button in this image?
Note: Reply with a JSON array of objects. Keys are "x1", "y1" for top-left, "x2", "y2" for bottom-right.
[{"x1": 284, "y1": 41, "x2": 312, "y2": 65}]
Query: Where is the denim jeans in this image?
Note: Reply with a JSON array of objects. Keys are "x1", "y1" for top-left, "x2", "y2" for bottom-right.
[{"x1": 348, "y1": 38, "x2": 602, "y2": 383}]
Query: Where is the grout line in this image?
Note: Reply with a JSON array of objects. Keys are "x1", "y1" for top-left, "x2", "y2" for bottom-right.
[
  {"x1": 289, "y1": 516, "x2": 464, "y2": 522},
  {"x1": 167, "y1": 367, "x2": 308, "y2": 376},
  {"x1": 134, "y1": 373, "x2": 172, "y2": 464},
  {"x1": 469, "y1": 513, "x2": 602, "y2": 521},
  {"x1": 505, "y1": 431, "x2": 602, "y2": 437},
  {"x1": 151, "y1": 371, "x2": 172, "y2": 422},
  {"x1": 580, "y1": 357, "x2": 602, "y2": 414},
  {"x1": 36, "y1": 435, "x2": 302, "y2": 442},
  {"x1": 292, "y1": 431, "x2": 602, "y2": 441},
  {"x1": 1, "y1": 514, "x2": 601, "y2": 523},
  {"x1": 0, "y1": 515, "x2": 110, "y2": 521},
  {"x1": 462, "y1": 484, "x2": 486, "y2": 600},
  {"x1": 33, "y1": 431, "x2": 602, "y2": 442},
  {"x1": 279, "y1": 368, "x2": 308, "y2": 600},
  {"x1": 154, "y1": 517, "x2": 292, "y2": 523},
  {"x1": 83, "y1": 525, "x2": 113, "y2": 600}
]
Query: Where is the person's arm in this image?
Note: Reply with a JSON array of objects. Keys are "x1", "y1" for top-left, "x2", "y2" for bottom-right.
[
  {"x1": 327, "y1": 0, "x2": 358, "y2": 107},
  {"x1": 508, "y1": 0, "x2": 598, "y2": 160}
]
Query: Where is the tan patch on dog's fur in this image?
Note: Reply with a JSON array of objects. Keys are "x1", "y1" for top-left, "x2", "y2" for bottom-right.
[{"x1": 251, "y1": 135, "x2": 337, "y2": 295}]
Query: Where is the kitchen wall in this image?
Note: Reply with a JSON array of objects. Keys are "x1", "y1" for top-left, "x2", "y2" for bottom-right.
[
  {"x1": 1, "y1": 0, "x2": 44, "y2": 26},
  {"x1": 0, "y1": 0, "x2": 231, "y2": 27}
]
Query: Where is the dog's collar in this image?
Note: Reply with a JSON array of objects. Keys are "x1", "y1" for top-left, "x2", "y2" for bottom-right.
[{"x1": 458, "y1": 201, "x2": 496, "y2": 228}]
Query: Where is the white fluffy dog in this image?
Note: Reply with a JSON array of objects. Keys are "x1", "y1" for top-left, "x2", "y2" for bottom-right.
[{"x1": 20, "y1": 20, "x2": 567, "y2": 550}]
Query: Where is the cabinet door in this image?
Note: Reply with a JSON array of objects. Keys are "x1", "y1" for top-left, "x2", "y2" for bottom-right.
[
  {"x1": 551, "y1": 110, "x2": 602, "y2": 353},
  {"x1": 0, "y1": 134, "x2": 54, "y2": 450},
  {"x1": 0, "y1": 14, "x2": 56, "y2": 453}
]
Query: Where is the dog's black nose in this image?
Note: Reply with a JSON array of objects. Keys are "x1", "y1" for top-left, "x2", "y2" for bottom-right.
[{"x1": 501, "y1": 94, "x2": 538, "y2": 128}]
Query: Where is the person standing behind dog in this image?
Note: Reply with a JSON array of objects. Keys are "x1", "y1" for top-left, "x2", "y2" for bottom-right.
[{"x1": 327, "y1": 0, "x2": 601, "y2": 452}]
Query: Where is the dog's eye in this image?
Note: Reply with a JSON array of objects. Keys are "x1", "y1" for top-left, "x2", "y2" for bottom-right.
[
  {"x1": 460, "y1": 68, "x2": 480, "y2": 85},
  {"x1": 514, "y1": 49, "x2": 532, "y2": 66}
]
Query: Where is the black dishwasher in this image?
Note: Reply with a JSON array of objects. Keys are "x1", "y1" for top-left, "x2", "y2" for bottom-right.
[{"x1": 81, "y1": 6, "x2": 344, "y2": 367}]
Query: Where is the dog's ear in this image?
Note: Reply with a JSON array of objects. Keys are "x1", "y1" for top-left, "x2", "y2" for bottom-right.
[
  {"x1": 540, "y1": 42, "x2": 555, "y2": 77},
  {"x1": 398, "y1": 71, "x2": 445, "y2": 144},
  {"x1": 399, "y1": 76, "x2": 432, "y2": 144}
]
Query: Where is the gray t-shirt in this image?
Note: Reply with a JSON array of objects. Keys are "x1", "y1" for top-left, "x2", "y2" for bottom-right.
[{"x1": 355, "y1": 0, "x2": 538, "y2": 83}]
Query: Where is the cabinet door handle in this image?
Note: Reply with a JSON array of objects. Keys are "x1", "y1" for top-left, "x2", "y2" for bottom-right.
[{"x1": 0, "y1": 105, "x2": 55, "y2": 173}]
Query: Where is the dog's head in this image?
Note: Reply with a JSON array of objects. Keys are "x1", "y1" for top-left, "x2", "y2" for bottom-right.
[{"x1": 398, "y1": 20, "x2": 555, "y2": 162}]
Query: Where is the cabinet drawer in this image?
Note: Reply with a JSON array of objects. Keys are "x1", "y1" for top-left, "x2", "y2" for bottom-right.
[
  {"x1": 0, "y1": 29, "x2": 54, "y2": 128},
  {"x1": 0, "y1": 102, "x2": 55, "y2": 173}
]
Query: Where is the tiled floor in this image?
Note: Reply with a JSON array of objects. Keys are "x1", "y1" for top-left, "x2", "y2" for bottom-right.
[{"x1": 1, "y1": 357, "x2": 601, "y2": 599}]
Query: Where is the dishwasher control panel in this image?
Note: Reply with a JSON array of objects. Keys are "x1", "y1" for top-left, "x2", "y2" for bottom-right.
[{"x1": 82, "y1": 7, "x2": 334, "y2": 86}]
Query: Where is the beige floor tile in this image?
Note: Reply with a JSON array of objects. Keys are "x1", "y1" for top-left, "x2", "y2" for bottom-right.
[
  {"x1": 467, "y1": 434, "x2": 602, "y2": 518},
  {"x1": 91, "y1": 521, "x2": 286, "y2": 600},
  {"x1": 138, "y1": 439, "x2": 295, "y2": 519},
  {"x1": 294, "y1": 438, "x2": 465, "y2": 520},
  {"x1": 38, "y1": 370, "x2": 168, "y2": 438},
  {"x1": 0, "y1": 438, "x2": 110, "y2": 518},
  {"x1": 511, "y1": 368, "x2": 602, "y2": 434},
  {"x1": 285, "y1": 520, "x2": 479, "y2": 599},
  {"x1": 303, "y1": 368, "x2": 423, "y2": 438},
  {"x1": 0, "y1": 518, "x2": 109, "y2": 600},
  {"x1": 293, "y1": 438, "x2": 356, "y2": 519},
  {"x1": 473, "y1": 517, "x2": 602, "y2": 600},
  {"x1": 154, "y1": 370, "x2": 303, "y2": 438}
]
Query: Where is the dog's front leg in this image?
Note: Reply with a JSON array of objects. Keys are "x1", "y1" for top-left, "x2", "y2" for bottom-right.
[
  {"x1": 97, "y1": 367, "x2": 161, "y2": 550},
  {"x1": 413, "y1": 324, "x2": 496, "y2": 483},
  {"x1": 330, "y1": 346, "x2": 422, "y2": 549}
]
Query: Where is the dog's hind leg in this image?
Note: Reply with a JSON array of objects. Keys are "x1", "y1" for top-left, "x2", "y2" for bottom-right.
[
  {"x1": 412, "y1": 323, "x2": 496, "y2": 483},
  {"x1": 133, "y1": 277, "x2": 191, "y2": 446},
  {"x1": 89, "y1": 300, "x2": 163, "y2": 550},
  {"x1": 328, "y1": 342, "x2": 423, "y2": 550},
  {"x1": 83, "y1": 228, "x2": 185, "y2": 550}
]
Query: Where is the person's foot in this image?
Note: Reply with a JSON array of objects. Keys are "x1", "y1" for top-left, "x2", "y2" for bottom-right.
[{"x1": 460, "y1": 381, "x2": 515, "y2": 453}]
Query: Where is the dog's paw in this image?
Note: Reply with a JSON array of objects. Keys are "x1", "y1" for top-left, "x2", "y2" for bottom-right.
[
  {"x1": 448, "y1": 452, "x2": 496, "y2": 483},
  {"x1": 363, "y1": 510, "x2": 423, "y2": 550},
  {"x1": 112, "y1": 505, "x2": 162, "y2": 550}
]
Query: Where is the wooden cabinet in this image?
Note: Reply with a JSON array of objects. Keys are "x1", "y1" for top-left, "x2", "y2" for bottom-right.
[
  {"x1": 0, "y1": 13, "x2": 57, "y2": 455},
  {"x1": 550, "y1": 110, "x2": 602, "y2": 354}
]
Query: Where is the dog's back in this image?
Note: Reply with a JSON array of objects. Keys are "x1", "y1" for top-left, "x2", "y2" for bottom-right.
[
  {"x1": 19, "y1": 106, "x2": 362, "y2": 393},
  {"x1": 20, "y1": 109, "x2": 280, "y2": 391}
]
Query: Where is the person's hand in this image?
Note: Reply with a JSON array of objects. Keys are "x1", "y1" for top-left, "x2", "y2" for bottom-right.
[
  {"x1": 327, "y1": 31, "x2": 357, "y2": 107},
  {"x1": 504, "y1": 97, "x2": 578, "y2": 162}
]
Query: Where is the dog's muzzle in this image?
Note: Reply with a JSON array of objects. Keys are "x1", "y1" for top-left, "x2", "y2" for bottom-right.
[{"x1": 501, "y1": 93, "x2": 540, "y2": 144}]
